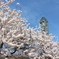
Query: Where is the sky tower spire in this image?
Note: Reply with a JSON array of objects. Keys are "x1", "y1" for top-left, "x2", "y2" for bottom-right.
[{"x1": 39, "y1": 17, "x2": 49, "y2": 34}]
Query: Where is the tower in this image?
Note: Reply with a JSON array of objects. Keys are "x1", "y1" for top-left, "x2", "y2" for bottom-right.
[{"x1": 39, "y1": 17, "x2": 49, "y2": 34}]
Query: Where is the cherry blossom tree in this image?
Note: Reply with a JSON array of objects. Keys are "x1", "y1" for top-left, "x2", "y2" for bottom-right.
[{"x1": 0, "y1": 0, "x2": 59, "y2": 59}]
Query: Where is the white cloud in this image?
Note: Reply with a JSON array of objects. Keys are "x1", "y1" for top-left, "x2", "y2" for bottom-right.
[{"x1": 16, "y1": 3, "x2": 20, "y2": 5}]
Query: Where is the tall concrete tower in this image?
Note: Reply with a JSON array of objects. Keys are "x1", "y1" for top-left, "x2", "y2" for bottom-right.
[{"x1": 39, "y1": 17, "x2": 49, "y2": 34}]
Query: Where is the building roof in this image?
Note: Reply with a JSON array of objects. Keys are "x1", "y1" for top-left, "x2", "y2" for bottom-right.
[{"x1": 39, "y1": 16, "x2": 48, "y2": 23}]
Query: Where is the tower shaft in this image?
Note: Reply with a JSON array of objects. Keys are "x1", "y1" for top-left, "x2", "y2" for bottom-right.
[{"x1": 40, "y1": 17, "x2": 49, "y2": 34}]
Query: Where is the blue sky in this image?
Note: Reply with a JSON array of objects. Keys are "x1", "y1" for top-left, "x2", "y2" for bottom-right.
[{"x1": 9, "y1": 0, "x2": 59, "y2": 42}]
